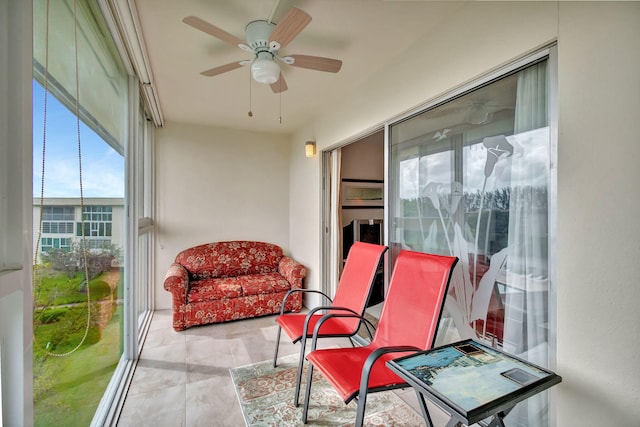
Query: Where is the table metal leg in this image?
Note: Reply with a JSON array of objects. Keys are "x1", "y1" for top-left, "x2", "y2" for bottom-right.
[
  {"x1": 414, "y1": 389, "x2": 465, "y2": 427},
  {"x1": 485, "y1": 409, "x2": 511, "y2": 427},
  {"x1": 414, "y1": 390, "x2": 434, "y2": 427}
]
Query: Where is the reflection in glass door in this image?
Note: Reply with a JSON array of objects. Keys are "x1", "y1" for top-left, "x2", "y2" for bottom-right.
[{"x1": 388, "y1": 52, "x2": 555, "y2": 426}]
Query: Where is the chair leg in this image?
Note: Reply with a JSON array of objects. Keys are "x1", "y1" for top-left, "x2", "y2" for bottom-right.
[
  {"x1": 293, "y1": 337, "x2": 307, "y2": 407},
  {"x1": 273, "y1": 325, "x2": 282, "y2": 367},
  {"x1": 355, "y1": 392, "x2": 368, "y2": 427},
  {"x1": 302, "y1": 363, "x2": 314, "y2": 424}
]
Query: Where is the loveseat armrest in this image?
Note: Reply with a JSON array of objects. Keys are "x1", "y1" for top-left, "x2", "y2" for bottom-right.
[
  {"x1": 163, "y1": 262, "x2": 190, "y2": 304},
  {"x1": 278, "y1": 256, "x2": 307, "y2": 290}
]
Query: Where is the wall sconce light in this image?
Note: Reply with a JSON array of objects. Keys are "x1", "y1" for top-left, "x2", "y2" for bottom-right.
[{"x1": 305, "y1": 141, "x2": 316, "y2": 158}]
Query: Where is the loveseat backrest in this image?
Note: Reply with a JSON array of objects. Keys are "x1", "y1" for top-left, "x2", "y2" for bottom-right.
[{"x1": 175, "y1": 241, "x2": 284, "y2": 280}]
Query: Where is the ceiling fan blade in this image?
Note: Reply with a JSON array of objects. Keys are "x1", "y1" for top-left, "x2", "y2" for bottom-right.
[
  {"x1": 183, "y1": 16, "x2": 246, "y2": 48},
  {"x1": 270, "y1": 74, "x2": 288, "y2": 93},
  {"x1": 269, "y1": 7, "x2": 311, "y2": 50},
  {"x1": 200, "y1": 62, "x2": 244, "y2": 77},
  {"x1": 289, "y1": 54, "x2": 342, "y2": 73}
]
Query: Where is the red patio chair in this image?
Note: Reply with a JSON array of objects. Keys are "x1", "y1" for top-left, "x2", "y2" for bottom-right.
[
  {"x1": 302, "y1": 250, "x2": 458, "y2": 426},
  {"x1": 273, "y1": 241, "x2": 388, "y2": 406}
]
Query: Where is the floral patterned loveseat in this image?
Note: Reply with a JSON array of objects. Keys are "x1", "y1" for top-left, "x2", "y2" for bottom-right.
[{"x1": 163, "y1": 241, "x2": 307, "y2": 331}]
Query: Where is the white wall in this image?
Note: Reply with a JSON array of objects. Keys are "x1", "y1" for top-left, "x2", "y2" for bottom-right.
[
  {"x1": 154, "y1": 122, "x2": 291, "y2": 309},
  {"x1": 287, "y1": 139, "x2": 321, "y2": 296},
  {"x1": 289, "y1": 2, "x2": 640, "y2": 426},
  {"x1": 555, "y1": 3, "x2": 640, "y2": 425},
  {"x1": 340, "y1": 131, "x2": 384, "y2": 182}
]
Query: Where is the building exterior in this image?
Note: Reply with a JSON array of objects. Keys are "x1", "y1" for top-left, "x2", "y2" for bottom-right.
[{"x1": 32, "y1": 198, "x2": 124, "y2": 264}]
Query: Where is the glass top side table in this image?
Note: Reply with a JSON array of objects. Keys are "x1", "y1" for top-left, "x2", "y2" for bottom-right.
[{"x1": 387, "y1": 339, "x2": 562, "y2": 427}]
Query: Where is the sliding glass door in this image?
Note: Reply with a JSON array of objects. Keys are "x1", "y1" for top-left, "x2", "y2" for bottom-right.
[{"x1": 388, "y1": 49, "x2": 556, "y2": 426}]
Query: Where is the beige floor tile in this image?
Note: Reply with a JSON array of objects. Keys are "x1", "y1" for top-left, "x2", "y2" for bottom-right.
[
  {"x1": 185, "y1": 376, "x2": 245, "y2": 427},
  {"x1": 117, "y1": 309, "x2": 457, "y2": 426},
  {"x1": 118, "y1": 383, "x2": 186, "y2": 427}
]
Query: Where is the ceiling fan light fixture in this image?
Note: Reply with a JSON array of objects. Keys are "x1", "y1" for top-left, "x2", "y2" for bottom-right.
[
  {"x1": 251, "y1": 57, "x2": 280, "y2": 84},
  {"x1": 184, "y1": 7, "x2": 341, "y2": 95}
]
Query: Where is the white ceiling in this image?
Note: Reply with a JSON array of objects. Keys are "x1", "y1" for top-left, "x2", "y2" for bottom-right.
[{"x1": 134, "y1": 0, "x2": 465, "y2": 135}]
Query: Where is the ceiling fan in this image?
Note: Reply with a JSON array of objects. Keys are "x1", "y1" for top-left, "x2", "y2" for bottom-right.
[{"x1": 183, "y1": 6, "x2": 342, "y2": 93}]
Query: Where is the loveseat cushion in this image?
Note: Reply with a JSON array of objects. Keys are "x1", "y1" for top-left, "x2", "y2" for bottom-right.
[
  {"x1": 186, "y1": 272, "x2": 292, "y2": 304},
  {"x1": 187, "y1": 278, "x2": 243, "y2": 303},
  {"x1": 175, "y1": 241, "x2": 284, "y2": 280},
  {"x1": 240, "y1": 272, "x2": 291, "y2": 296}
]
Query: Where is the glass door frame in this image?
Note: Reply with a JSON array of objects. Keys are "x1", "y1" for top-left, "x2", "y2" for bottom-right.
[
  {"x1": 384, "y1": 44, "x2": 558, "y2": 426},
  {"x1": 385, "y1": 44, "x2": 556, "y2": 356}
]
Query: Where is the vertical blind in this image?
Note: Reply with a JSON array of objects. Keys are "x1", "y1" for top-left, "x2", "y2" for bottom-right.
[
  {"x1": 33, "y1": 0, "x2": 128, "y2": 154},
  {"x1": 0, "y1": 1, "x2": 25, "y2": 273}
]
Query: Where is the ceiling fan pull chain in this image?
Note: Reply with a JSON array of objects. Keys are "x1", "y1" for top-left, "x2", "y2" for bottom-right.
[
  {"x1": 248, "y1": 69, "x2": 253, "y2": 117},
  {"x1": 279, "y1": 87, "x2": 282, "y2": 124}
]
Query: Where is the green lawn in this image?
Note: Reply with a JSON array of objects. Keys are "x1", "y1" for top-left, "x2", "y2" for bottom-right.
[
  {"x1": 33, "y1": 269, "x2": 123, "y2": 427},
  {"x1": 34, "y1": 306, "x2": 122, "y2": 427}
]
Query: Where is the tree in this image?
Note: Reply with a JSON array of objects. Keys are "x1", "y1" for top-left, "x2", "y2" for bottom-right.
[
  {"x1": 40, "y1": 242, "x2": 121, "y2": 282},
  {"x1": 40, "y1": 248, "x2": 78, "y2": 278}
]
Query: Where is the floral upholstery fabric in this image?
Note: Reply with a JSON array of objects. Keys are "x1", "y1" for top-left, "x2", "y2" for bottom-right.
[
  {"x1": 187, "y1": 279, "x2": 243, "y2": 303},
  {"x1": 238, "y1": 273, "x2": 292, "y2": 296},
  {"x1": 164, "y1": 241, "x2": 306, "y2": 331},
  {"x1": 175, "y1": 241, "x2": 283, "y2": 279}
]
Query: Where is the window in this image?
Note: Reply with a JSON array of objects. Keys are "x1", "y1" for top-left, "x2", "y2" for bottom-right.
[
  {"x1": 77, "y1": 206, "x2": 113, "y2": 238},
  {"x1": 388, "y1": 49, "x2": 555, "y2": 426},
  {"x1": 31, "y1": 0, "x2": 137, "y2": 425},
  {"x1": 135, "y1": 106, "x2": 155, "y2": 335},
  {"x1": 82, "y1": 205, "x2": 112, "y2": 222},
  {"x1": 42, "y1": 222, "x2": 74, "y2": 234},
  {"x1": 42, "y1": 206, "x2": 74, "y2": 221},
  {"x1": 40, "y1": 237, "x2": 72, "y2": 252}
]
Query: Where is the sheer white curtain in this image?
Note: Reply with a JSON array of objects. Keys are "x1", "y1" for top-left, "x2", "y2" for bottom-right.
[
  {"x1": 504, "y1": 60, "x2": 549, "y2": 360},
  {"x1": 328, "y1": 149, "x2": 342, "y2": 298},
  {"x1": 504, "y1": 61, "x2": 550, "y2": 426}
]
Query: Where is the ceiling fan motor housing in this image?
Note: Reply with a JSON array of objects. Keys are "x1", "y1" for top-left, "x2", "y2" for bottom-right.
[
  {"x1": 246, "y1": 20, "x2": 280, "y2": 84},
  {"x1": 245, "y1": 20, "x2": 276, "y2": 53}
]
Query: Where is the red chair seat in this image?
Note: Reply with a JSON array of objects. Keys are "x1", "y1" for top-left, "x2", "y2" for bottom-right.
[
  {"x1": 277, "y1": 313, "x2": 362, "y2": 342},
  {"x1": 306, "y1": 346, "x2": 410, "y2": 402}
]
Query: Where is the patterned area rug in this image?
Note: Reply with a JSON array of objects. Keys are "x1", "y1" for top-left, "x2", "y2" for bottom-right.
[{"x1": 230, "y1": 353, "x2": 426, "y2": 426}]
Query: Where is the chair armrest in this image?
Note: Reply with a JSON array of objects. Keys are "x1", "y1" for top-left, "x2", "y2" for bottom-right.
[
  {"x1": 363, "y1": 346, "x2": 422, "y2": 374},
  {"x1": 163, "y1": 262, "x2": 190, "y2": 304},
  {"x1": 359, "y1": 345, "x2": 422, "y2": 398},
  {"x1": 310, "y1": 312, "x2": 377, "y2": 351},
  {"x1": 278, "y1": 289, "x2": 332, "y2": 315},
  {"x1": 302, "y1": 306, "x2": 362, "y2": 340},
  {"x1": 278, "y1": 256, "x2": 307, "y2": 289}
]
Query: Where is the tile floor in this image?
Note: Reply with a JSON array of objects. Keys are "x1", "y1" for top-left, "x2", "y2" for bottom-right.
[{"x1": 116, "y1": 309, "x2": 454, "y2": 427}]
